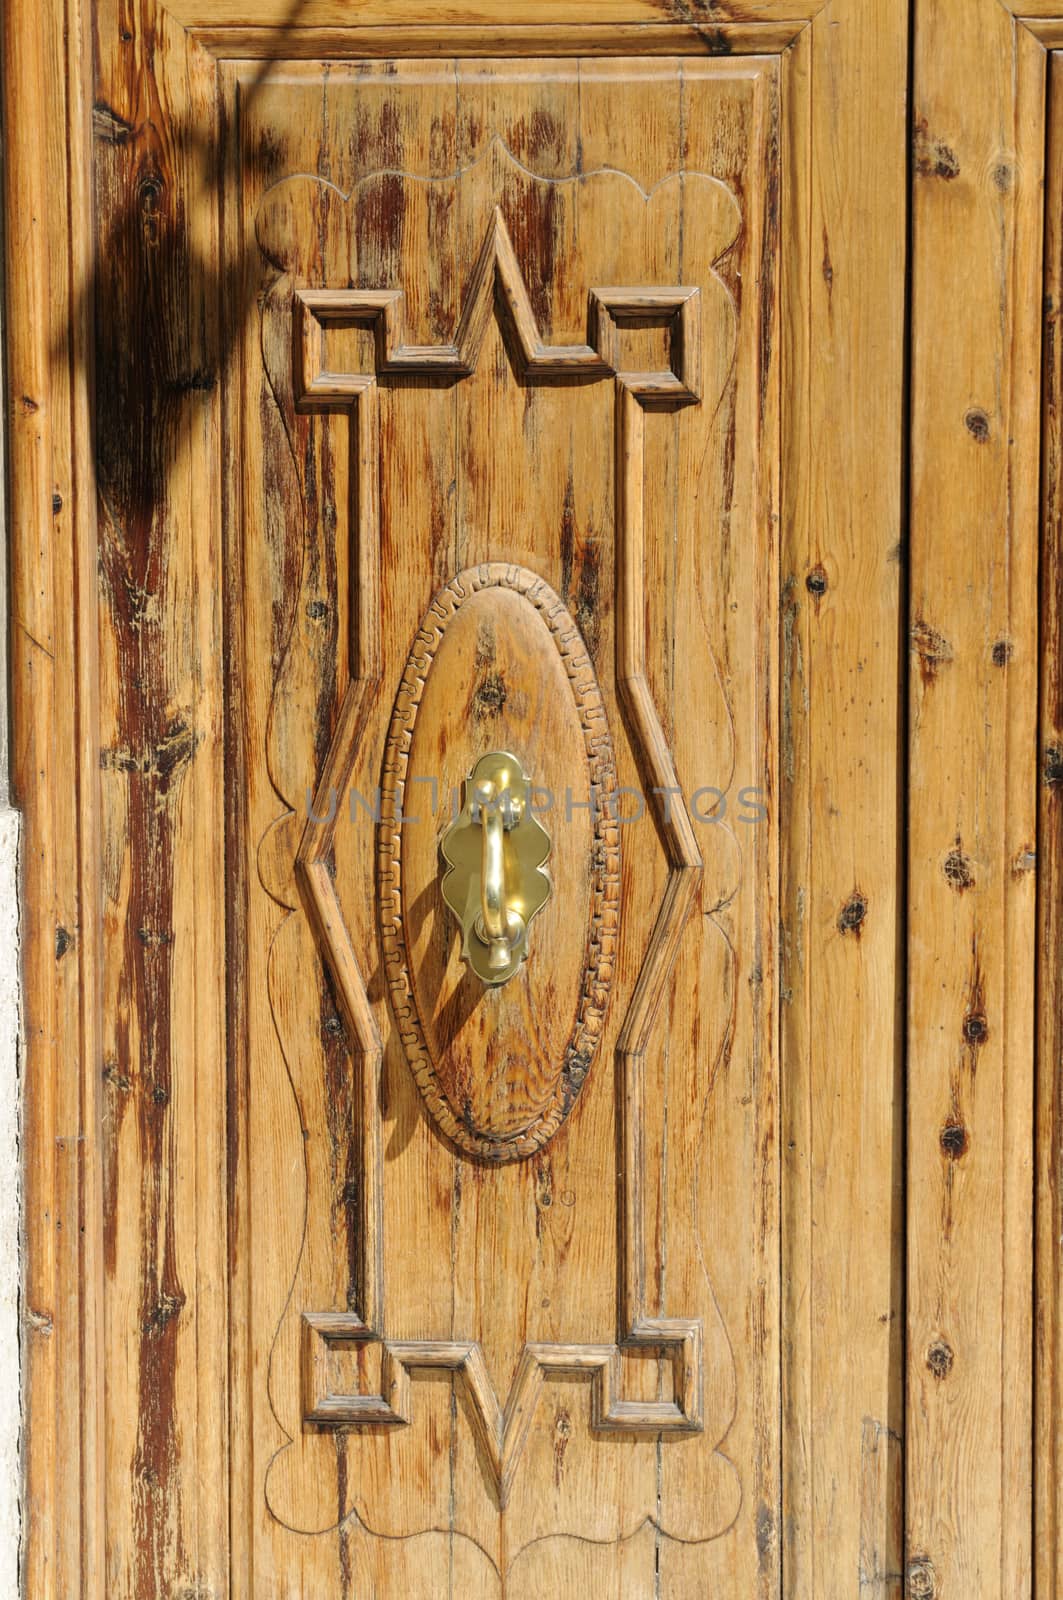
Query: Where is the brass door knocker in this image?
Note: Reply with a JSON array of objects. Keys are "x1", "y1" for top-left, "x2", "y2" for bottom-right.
[{"x1": 440, "y1": 751, "x2": 551, "y2": 986}]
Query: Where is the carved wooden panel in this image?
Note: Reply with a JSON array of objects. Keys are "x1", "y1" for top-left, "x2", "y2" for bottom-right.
[
  {"x1": 376, "y1": 565, "x2": 621, "y2": 1162},
  {"x1": 234, "y1": 51, "x2": 780, "y2": 1593},
  {"x1": 11, "y1": 0, "x2": 912, "y2": 1590}
]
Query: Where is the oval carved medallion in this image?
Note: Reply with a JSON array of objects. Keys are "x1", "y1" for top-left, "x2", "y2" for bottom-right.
[{"x1": 378, "y1": 564, "x2": 620, "y2": 1162}]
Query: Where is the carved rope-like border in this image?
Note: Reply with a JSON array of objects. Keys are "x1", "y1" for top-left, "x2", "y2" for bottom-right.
[{"x1": 377, "y1": 563, "x2": 620, "y2": 1163}]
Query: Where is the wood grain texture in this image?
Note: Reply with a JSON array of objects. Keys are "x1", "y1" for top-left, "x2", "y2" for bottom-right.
[
  {"x1": 92, "y1": 2, "x2": 229, "y2": 1595},
  {"x1": 5, "y1": 0, "x2": 106, "y2": 1590},
  {"x1": 3, "y1": 2, "x2": 922, "y2": 1595},
  {"x1": 4, "y1": 0, "x2": 60, "y2": 1592},
  {"x1": 909, "y1": 5, "x2": 1043, "y2": 1596},
  {"x1": 162, "y1": 0, "x2": 824, "y2": 31},
  {"x1": 190, "y1": 21, "x2": 814, "y2": 57},
  {"x1": 376, "y1": 565, "x2": 621, "y2": 1162},
  {"x1": 232, "y1": 51, "x2": 779, "y2": 1596},
  {"x1": 778, "y1": 5, "x2": 908, "y2": 1596},
  {"x1": 1039, "y1": 48, "x2": 1063, "y2": 1600}
]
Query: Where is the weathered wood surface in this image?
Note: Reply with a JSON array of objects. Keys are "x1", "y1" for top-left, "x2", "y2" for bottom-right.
[
  {"x1": 232, "y1": 54, "x2": 779, "y2": 1595},
  {"x1": 13, "y1": 0, "x2": 1019, "y2": 1595},
  {"x1": 93, "y1": 2, "x2": 229, "y2": 1595},
  {"x1": 5, "y1": 0, "x2": 106, "y2": 1591},
  {"x1": 1039, "y1": 50, "x2": 1063, "y2": 1600},
  {"x1": 909, "y1": 4, "x2": 1044, "y2": 1596},
  {"x1": 778, "y1": 5, "x2": 908, "y2": 1594}
]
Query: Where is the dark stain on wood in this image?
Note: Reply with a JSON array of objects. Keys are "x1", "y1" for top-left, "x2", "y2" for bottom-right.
[
  {"x1": 805, "y1": 564, "x2": 827, "y2": 618},
  {"x1": 964, "y1": 407, "x2": 990, "y2": 441},
  {"x1": 320, "y1": 958, "x2": 361, "y2": 1314},
  {"x1": 821, "y1": 228, "x2": 834, "y2": 295},
  {"x1": 472, "y1": 670, "x2": 508, "y2": 720},
  {"x1": 552, "y1": 1408, "x2": 572, "y2": 1488},
  {"x1": 962, "y1": 1011, "x2": 988, "y2": 1046},
  {"x1": 911, "y1": 618, "x2": 954, "y2": 684},
  {"x1": 838, "y1": 891, "x2": 868, "y2": 936},
  {"x1": 534, "y1": 1155, "x2": 554, "y2": 1242},
  {"x1": 335, "y1": 1436, "x2": 353, "y2": 1598},
  {"x1": 92, "y1": 29, "x2": 223, "y2": 1587},
  {"x1": 1044, "y1": 743, "x2": 1063, "y2": 788},
  {"x1": 559, "y1": 462, "x2": 577, "y2": 606},
  {"x1": 757, "y1": 74, "x2": 780, "y2": 421},
  {"x1": 962, "y1": 944, "x2": 988, "y2": 1065},
  {"x1": 560, "y1": 1046, "x2": 591, "y2": 1112},
  {"x1": 907, "y1": 1555, "x2": 938, "y2": 1598},
  {"x1": 925, "y1": 1339, "x2": 954, "y2": 1380},
  {"x1": 92, "y1": 100, "x2": 134, "y2": 146},
  {"x1": 943, "y1": 838, "x2": 975, "y2": 891},
  {"x1": 755, "y1": 1501, "x2": 775, "y2": 1569},
  {"x1": 141, "y1": 1289, "x2": 186, "y2": 1338},
  {"x1": 913, "y1": 118, "x2": 960, "y2": 180},
  {"x1": 939, "y1": 1121, "x2": 969, "y2": 1159},
  {"x1": 502, "y1": 172, "x2": 561, "y2": 332},
  {"x1": 991, "y1": 638, "x2": 1013, "y2": 666},
  {"x1": 100, "y1": 716, "x2": 201, "y2": 782}
]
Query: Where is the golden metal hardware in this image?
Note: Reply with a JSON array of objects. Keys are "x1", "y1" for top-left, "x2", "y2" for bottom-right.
[{"x1": 440, "y1": 751, "x2": 551, "y2": 986}]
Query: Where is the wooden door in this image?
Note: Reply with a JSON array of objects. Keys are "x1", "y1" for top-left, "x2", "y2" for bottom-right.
[{"x1": 23, "y1": 0, "x2": 1063, "y2": 1596}]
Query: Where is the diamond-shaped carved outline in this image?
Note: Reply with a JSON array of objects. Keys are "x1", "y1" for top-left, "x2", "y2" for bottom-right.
[{"x1": 294, "y1": 209, "x2": 705, "y2": 1503}]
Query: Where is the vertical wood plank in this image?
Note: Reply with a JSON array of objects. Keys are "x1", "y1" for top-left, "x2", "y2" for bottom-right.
[
  {"x1": 93, "y1": 2, "x2": 229, "y2": 1594},
  {"x1": 7, "y1": 0, "x2": 106, "y2": 1587},
  {"x1": 908, "y1": 7, "x2": 1042, "y2": 1595},
  {"x1": 48, "y1": 0, "x2": 106, "y2": 1590},
  {"x1": 1038, "y1": 47, "x2": 1063, "y2": 1600},
  {"x1": 4, "y1": 0, "x2": 60, "y2": 1591},
  {"x1": 780, "y1": 1, "x2": 908, "y2": 1593}
]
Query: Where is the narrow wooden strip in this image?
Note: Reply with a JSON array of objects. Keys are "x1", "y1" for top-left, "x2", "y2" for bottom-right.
[
  {"x1": 1037, "y1": 49, "x2": 1063, "y2": 1600},
  {"x1": 353, "y1": 382, "x2": 382, "y2": 684},
  {"x1": 780, "y1": 7, "x2": 906, "y2": 1592},
  {"x1": 66, "y1": 0, "x2": 105, "y2": 1581},
  {"x1": 1003, "y1": 0, "x2": 1063, "y2": 15},
  {"x1": 616, "y1": 383, "x2": 646, "y2": 685},
  {"x1": 1018, "y1": 17, "x2": 1063, "y2": 44},
  {"x1": 4, "y1": 0, "x2": 58, "y2": 1589},
  {"x1": 908, "y1": 6, "x2": 1042, "y2": 1592},
  {"x1": 618, "y1": 1045, "x2": 646, "y2": 1333},
  {"x1": 167, "y1": 5, "x2": 818, "y2": 45}
]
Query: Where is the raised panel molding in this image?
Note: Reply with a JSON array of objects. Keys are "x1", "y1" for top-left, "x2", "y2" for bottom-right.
[
  {"x1": 165, "y1": 11, "x2": 819, "y2": 60},
  {"x1": 241, "y1": 50, "x2": 768, "y2": 1575},
  {"x1": 292, "y1": 201, "x2": 708, "y2": 1491}
]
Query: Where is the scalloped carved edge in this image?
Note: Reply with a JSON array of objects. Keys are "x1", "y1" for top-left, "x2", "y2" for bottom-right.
[{"x1": 377, "y1": 564, "x2": 620, "y2": 1163}]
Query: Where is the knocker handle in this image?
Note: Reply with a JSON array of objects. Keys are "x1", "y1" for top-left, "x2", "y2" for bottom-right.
[
  {"x1": 440, "y1": 753, "x2": 551, "y2": 987},
  {"x1": 471, "y1": 780, "x2": 525, "y2": 973}
]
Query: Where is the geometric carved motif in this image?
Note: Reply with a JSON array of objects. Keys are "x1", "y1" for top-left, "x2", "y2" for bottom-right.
[
  {"x1": 295, "y1": 203, "x2": 707, "y2": 1500},
  {"x1": 378, "y1": 563, "x2": 620, "y2": 1163}
]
